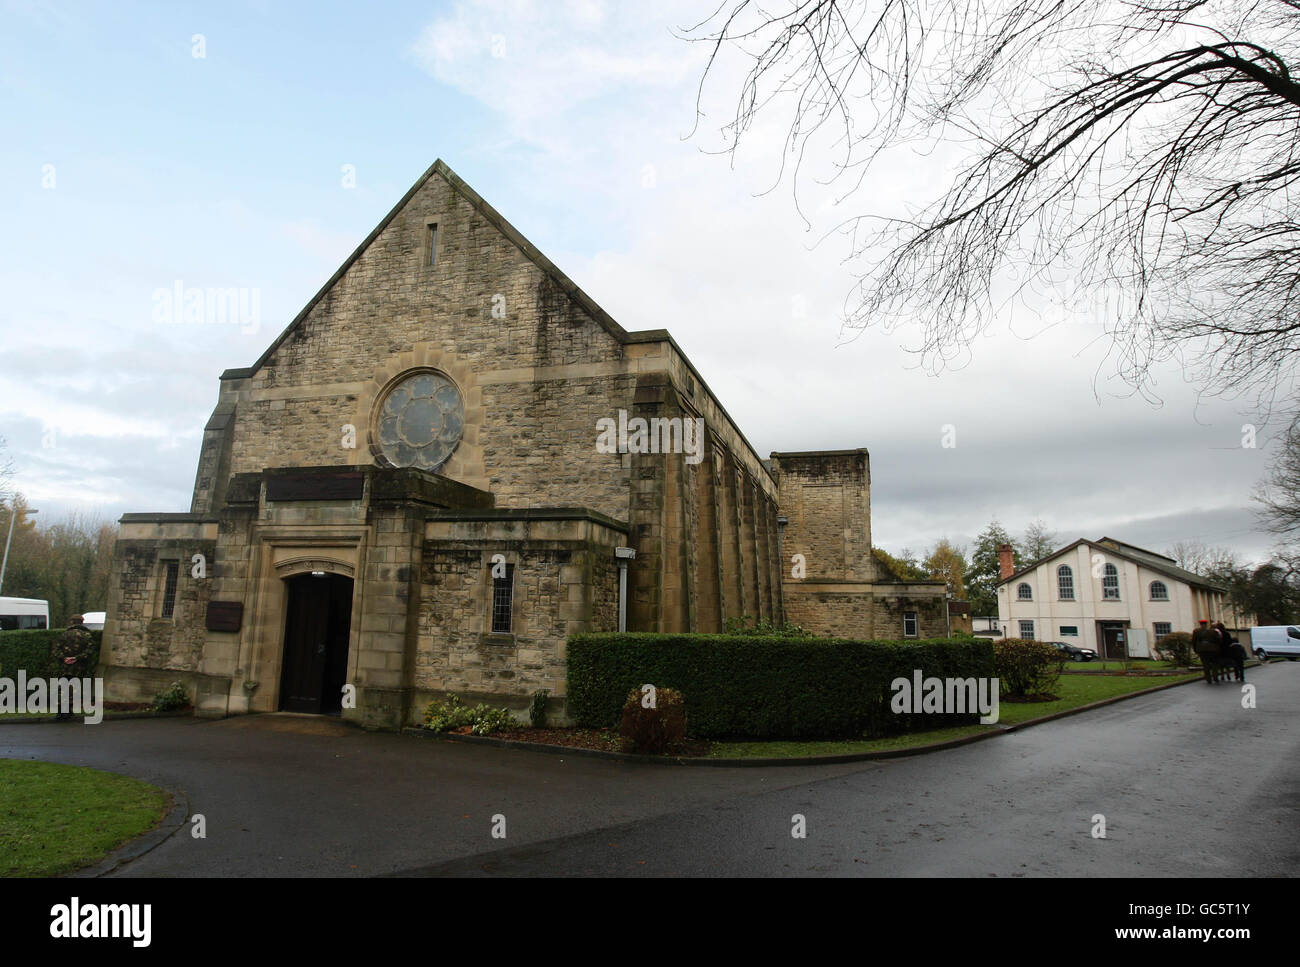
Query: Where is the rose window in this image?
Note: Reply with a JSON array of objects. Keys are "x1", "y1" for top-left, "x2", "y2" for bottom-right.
[{"x1": 376, "y1": 370, "x2": 464, "y2": 472}]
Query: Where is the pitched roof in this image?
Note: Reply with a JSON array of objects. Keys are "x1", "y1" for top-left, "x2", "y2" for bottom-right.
[
  {"x1": 998, "y1": 537, "x2": 1229, "y2": 592},
  {"x1": 223, "y1": 159, "x2": 633, "y2": 380},
  {"x1": 214, "y1": 159, "x2": 775, "y2": 481}
]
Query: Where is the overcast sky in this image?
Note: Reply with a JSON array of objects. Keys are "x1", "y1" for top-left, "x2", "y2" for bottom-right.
[{"x1": 0, "y1": 0, "x2": 1288, "y2": 564}]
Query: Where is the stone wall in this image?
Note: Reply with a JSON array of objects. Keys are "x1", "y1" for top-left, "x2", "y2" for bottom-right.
[
  {"x1": 415, "y1": 510, "x2": 626, "y2": 724},
  {"x1": 103, "y1": 518, "x2": 217, "y2": 673}
]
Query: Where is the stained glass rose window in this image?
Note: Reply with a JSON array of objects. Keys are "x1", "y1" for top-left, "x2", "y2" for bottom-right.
[{"x1": 376, "y1": 370, "x2": 464, "y2": 472}]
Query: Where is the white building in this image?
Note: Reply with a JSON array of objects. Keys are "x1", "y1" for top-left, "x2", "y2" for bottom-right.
[{"x1": 996, "y1": 537, "x2": 1247, "y2": 659}]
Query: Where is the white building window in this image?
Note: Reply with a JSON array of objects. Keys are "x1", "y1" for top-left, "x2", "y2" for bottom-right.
[
  {"x1": 1150, "y1": 581, "x2": 1168, "y2": 601},
  {"x1": 1057, "y1": 565, "x2": 1074, "y2": 600},
  {"x1": 1019, "y1": 620, "x2": 1035, "y2": 640},
  {"x1": 1017, "y1": 582, "x2": 1033, "y2": 601},
  {"x1": 903, "y1": 612, "x2": 918, "y2": 638},
  {"x1": 1154, "y1": 622, "x2": 1172, "y2": 640},
  {"x1": 1102, "y1": 564, "x2": 1120, "y2": 600},
  {"x1": 1060, "y1": 625, "x2": 1079, "y2": 637}
]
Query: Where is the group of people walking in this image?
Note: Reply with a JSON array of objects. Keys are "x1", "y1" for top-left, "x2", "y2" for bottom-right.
[{"x1": 1191, "y1": 618, "x2": 1247, "y2": 684}]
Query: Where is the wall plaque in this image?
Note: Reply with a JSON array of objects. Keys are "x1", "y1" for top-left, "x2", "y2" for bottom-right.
[{"x1": 206, "y1": 601, "x2": 244, "y2": 632}]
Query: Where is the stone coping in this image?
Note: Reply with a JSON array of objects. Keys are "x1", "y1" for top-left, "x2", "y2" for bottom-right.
[{"x1": 423, "y1": 506, "x2": 630, "y2": 532}]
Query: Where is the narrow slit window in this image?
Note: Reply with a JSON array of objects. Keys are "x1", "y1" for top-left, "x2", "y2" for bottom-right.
[
  {"x1": 160, "y1": 560, "x2": 180, "y2": 619},
  {"x1": 428, "y1": 224, "x2": 438, "y2": 266},
  {"x1": 491, "y1": 563, "x2": 514, "y2": 633}
]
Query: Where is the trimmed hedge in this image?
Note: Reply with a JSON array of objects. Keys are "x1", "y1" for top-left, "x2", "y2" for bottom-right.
[
  {"x1": 0, "y1": 629, "x2": 104, "y2": 681},
  {"x1": 567, "y1": 633, "x2": 995, "y2": 740}
]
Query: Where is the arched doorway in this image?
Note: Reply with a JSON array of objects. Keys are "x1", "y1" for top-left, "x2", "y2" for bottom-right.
[{"x1": 279, "y1": 572, "x2": 353, "y2": 714}]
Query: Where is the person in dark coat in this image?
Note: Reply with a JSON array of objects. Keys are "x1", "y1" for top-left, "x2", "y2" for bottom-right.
[
  {"x1": 1191, "y1": 619, "x2": 1222, "y2": 684},
  {"x1": 50, "y1": 615, "x2": 99, "y2": 720},
  {"x1": 1215, "y1": 621, "x2": 1246, "y2": 682}
]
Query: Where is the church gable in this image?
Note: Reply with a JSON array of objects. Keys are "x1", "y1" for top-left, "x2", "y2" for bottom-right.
[
  {"x1": 245, "y1": 159, "x2": 628, "y2": 386},
  {"x1": 197, "y1": 160, "x2": 644, "y2": 514}
]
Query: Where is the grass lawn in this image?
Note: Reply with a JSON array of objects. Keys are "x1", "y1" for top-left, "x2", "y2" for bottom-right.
[
  {"x1": 708, "y1": 671, "x2": 1201, "y2": 759},
  {"x1": 995, "y1": 671, "x2": 1199, "y2": 725},
  {"x1": 0, "y1": 759, "x2": 169, "y2": 877},
  {"x1": 1064, "y1": 659, "x2": 1179, "y2": 673}
]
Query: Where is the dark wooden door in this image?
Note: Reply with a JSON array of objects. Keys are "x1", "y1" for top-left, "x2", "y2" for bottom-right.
[
  {"x1": 280, "y1": 574, "x2": 353, "y2": 713},
  {"x1": 1099, "y1": 623, "x2": 1128, "y2": 660}
]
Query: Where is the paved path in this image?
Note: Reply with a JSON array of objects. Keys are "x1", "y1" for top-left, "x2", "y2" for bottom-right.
[{"x1": 3, "y1": 664, "x2": 1297, "y2": 876}]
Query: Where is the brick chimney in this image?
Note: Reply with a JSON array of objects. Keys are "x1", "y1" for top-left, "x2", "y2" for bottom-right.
[{"x1": 998, "y1": 543, "x2": 1016, "y2": 580}]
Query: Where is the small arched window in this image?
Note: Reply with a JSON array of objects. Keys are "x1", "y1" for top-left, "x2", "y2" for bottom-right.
[
  {"x1": 1017, "y1": 582, "x2": 1033, "y2": 601},
  {"x1": 1057, "y1": 565, "x2": 1074, "y2": 600},
  {"x1": 1150, "y1": 581, "x2": 1169, "y2": 601},
  {"x1": 1103, "y1": 564, "x2": 1120, "y2": 600}
]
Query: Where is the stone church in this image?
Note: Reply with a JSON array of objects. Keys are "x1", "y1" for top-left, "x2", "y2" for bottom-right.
[{"x1": 101, "y1": 161, "x2": 947, "y2": 728}]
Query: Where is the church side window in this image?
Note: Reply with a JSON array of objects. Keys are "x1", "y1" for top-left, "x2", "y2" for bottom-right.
[
  {"x1": 427, "y1": 223, "x2": 438, "y2": 266},
  {"x1": 491, "y1": 563, "x2": 514, "y2": 633},
  {"x1": 158, "y1": 560, "x2": 179, "y2": 619}
]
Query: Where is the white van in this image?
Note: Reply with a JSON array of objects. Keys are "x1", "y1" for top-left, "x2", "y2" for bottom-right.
[
  {"x1": 0, "y1": 597, "x2": 50, "y2": 631},
  {"x1": 80, "y1": 611, "x2": 106, "y2": 631},
  {"x1": 1251, "y1": 625, "x2": 1300, "y2": 660}
]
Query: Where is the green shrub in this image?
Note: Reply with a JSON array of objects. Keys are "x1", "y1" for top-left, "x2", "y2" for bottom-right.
[
  {"x1": 529, "y1": 688, "x2": 550, "y2": 729},
  {"x1": 619, "y1": 686, "x2": 687, "y2": 754},
  {"x1": 567, "y1": 633, "x2": 994, "y2": 740},
  {"x1": 152, "y1": 681, "x2": 190, "y2": 712},
  {"x1": 0, "y1": 629, "x2": 102, "y2": 682},
  {"x1": 724, "y1": 616, "x2": 807, "y2": 637},
  {"x1": 993, "y1": 638, "x2": 1062, "y2": 699},
  {"x1": 423, "y1": 694, "x2": 515, "y2": 735},
  {"x1": 1155, "y1": 631, "x2": 1195, "y2": 666}
]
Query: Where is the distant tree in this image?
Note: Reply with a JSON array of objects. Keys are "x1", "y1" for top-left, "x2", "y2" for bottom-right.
[
  {"x1": 1165, "y1": 541, "x2": 1240, "y2": 580},
  {"x1": 0, "y1": 436, "x2": 14, "y2": 504},
  {"x1": 0, "y1": 493, "x2": 42, "y2": 598},
  {"x1": 1018, "y1": 520, "x2": 1058, "y2": 564},
  {"x1": 1222, "y1": 560, "x2": 1300, "y2": 625},
  {"x1": 873, "y1": 546, "x2": 927, "y2": 582},
  {"x1": 0, "y1": 502, "x2": 117, "y2": 625},
  {"x1": 967, "y1": 520, "x2": 1020, "y2": 616},
  {"x1": 924, "y1": 538, "x2": 968, "y2": 598}
]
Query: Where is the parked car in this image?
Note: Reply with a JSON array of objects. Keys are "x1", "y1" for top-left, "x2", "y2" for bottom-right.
[
  {"x1": 1048, "y1": 640, "x2": 1097, "y2": 662},
  {"x1": 80, "y1": 611, "x2": 106, "y2": 631},
  {"x1": 1250, "y1": 625, "x2": 1300, "y2": 660}
]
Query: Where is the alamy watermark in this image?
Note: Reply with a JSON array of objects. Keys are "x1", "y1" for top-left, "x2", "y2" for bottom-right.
[
  {"x1": 890, "y1": 670, "x2": 1000, "y2": 724},
  {"x1": 152, "y1": 280, "x2": 260, "y2": 334},
  {"x1": 0, "y1": 673, "x2": 104, "y2": 724},
  {"x1": 595, "y1": 409, "x2": 704, "y2": 465}
]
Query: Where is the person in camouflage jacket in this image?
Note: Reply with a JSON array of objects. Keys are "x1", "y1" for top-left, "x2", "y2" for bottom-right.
[{"x1": 50, "y1": 616, "x2": 99, "y2": 720}]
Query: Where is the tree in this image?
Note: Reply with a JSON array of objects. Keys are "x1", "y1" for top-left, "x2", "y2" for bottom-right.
[
  {"x1": 924, "y1": 538, "x2": 968, "y2": 598},
  {"x1": 1216, "y1": 559, "x2": 1300, "y2": 624},
  {"x1": 687, "y1": 1, "x2": 1300, "y2": 406},
  {"x1": 1019, "y1": 519, "x2": 1058, "y2": 564},
  {"x1": 873, "y1": 546, "x2": 927, "y2": 581},
  {"x1": 1257, "y1": 420, "x2": 1300, "y2": 565},
  {"x1": 967, "y1": 520, "x2": 1020, "y2": 616},
  {"x1": 1165, "y1": 540, "x2": 1240, "y2": 580},
  {"x1": 0, "y1": 500, "x2": 117, "y2": 626},
  {"x1": 0, "y1": 436, "x2": 14, "y2": 505}
]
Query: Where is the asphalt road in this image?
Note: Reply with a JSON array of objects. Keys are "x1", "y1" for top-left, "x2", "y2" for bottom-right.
[{"x1": 2, "y1": 663, "x2": 1297, "y2": 877}]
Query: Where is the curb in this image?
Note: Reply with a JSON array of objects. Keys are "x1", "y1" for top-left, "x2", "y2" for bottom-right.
[
  {"x1": 0, "y1": 709, "x2": 193, "y2": 725},
  {"x1": 66, "y1": 785, "x2": 191, "y2": 878},
  {"x1": 404, "y1": 672, "x2": 1211, "y2": 767}
]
